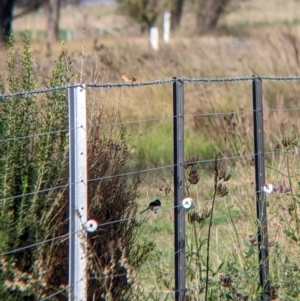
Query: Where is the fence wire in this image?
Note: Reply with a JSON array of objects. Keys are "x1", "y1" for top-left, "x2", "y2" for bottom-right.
[
  {"x1": 0, "y1": 180, "x2": 283, "y2": 257},
  {"x1": 1, "y1": 74, "x2": 300, "y2": 99},
  {"x1": 0, "y1": 106, "x2": 299, "y2": 144},
  {"x1": 0, "y1": 148, "x2": 285, "y2": 204}
]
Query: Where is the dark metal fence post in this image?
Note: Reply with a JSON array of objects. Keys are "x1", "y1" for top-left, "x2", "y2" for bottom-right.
[
  {"x1": 173, "y1": 77, "x2": 186, "y2": 301},
  {"x1": 252, "y1": 76, "x2": 270, "y2": 301}
]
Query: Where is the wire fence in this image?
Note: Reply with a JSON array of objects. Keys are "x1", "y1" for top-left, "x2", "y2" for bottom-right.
[
  {"x1": 0, "y1": 75, "x2": 299, "y2": 300},
  {"x1": 0, "y1": 178, "x2": 284, "y2": 257},
  {"x1": 1, "y1": 74, "x2": 300, "y2": 99}
]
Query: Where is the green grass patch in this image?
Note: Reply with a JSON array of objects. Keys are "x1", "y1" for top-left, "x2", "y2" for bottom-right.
[{"x1": 127, "y1": 122, "x2": 216, "y2": 169}]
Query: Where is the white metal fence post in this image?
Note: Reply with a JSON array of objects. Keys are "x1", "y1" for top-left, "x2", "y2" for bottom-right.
[
  {"x1": 150, "y1": 27, "x2": 159, "y2": 51},
  {"x1": 163, "y1": 12, "x2": 171, "y2": 43},
  {"x1": 68, "y1": 85, "x2": 88, "y2": 301}
]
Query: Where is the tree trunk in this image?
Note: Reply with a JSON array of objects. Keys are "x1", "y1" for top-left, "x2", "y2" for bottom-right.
[
  {"x1": 46, "y1": 0, "x2": 60, "y2": 42},
  {"x1": 196, "y1": 0, "x2": 230, "y2": 34},
  {"x1": 0, "y1": 0, "x2": 15, "y2": 43},
  {"x1": 169, "y1": 0, "x2": 185, "y2": 31}
]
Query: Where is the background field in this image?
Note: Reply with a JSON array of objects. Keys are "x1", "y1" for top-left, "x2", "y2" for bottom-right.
[{"x1": 3, "y1": 0, "x2": 300, "y2": 300}]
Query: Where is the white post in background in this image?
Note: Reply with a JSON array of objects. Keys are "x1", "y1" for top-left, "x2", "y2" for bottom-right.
[
  {"x1": 163, "y1": 12, "x2": 171, "y2": 43},
  {"x1": 150, "y1": 27, "x2": 159, "y2": 51},
  {"x1": 68, "y1": 85, "x2": 88, "y2": 301}
]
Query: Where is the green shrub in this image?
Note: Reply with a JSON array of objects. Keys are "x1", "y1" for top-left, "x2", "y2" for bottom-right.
[{"x1": 0, "y1": 33, "x2": 153, "y2": 301}]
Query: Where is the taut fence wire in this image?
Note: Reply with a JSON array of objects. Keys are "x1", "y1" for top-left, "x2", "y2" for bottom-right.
[{"x1": 1, "y1": 74, "x2": 300, "y2": 99}]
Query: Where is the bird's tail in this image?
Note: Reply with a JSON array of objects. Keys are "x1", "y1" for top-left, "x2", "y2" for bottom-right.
[{"x1": 139, "y1": 208, "x2": 149, "y2": 214}]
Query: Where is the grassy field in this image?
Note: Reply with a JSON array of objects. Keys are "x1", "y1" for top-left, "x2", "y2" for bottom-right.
[{"x1": 3, "y1": 0, "x2": 300, "y2": 299}]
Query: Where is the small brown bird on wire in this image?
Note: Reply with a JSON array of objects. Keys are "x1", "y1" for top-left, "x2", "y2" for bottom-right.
[{"x1": 122, "y1": 73, "x2": 139, "y2": 84}]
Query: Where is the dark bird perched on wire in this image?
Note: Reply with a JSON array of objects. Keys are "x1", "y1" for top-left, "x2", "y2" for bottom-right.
[{"x1": 140, "y1": 199, "x2": 161, "y2": 214}]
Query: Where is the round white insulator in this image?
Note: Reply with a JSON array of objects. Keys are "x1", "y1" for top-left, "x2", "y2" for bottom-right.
[
  {"x1": 86, "y1": 219, "x2": 98, "y2": 232},
  {"x1": 262, "y1": 183, "x2": 274, "y2": 194},
  {"x1": 182, "y1": 197, "x2": 195, "y2": 210}
]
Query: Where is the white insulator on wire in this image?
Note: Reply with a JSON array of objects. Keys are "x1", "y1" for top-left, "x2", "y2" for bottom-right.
[
  {"x1": 182, "y1": 197, "x2": 195, "y2": 210},
  {"x1": 85, "y1": 219, "x2": 98, "y2": 232}
]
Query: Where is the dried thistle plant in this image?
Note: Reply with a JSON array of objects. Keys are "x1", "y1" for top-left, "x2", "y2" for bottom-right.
[
  {"x1": 281, "y1": 136, "x2": 292, "y2": 147},
  {"x1": 188, "y1": 169, "x2": 200, "y2": 185},
  {"x1": 159, "y1": 178, "x2": 172, "y2": 196},
  {"x1": 217, "y1": 163, "x2": 231, "y2": 182},
  {"x1": 218, "y1": 167, "x2": 226, "y2": 181},
  {"x1": 220, "y1": 275, "x2": 232, "y2": 287},
  {"x1": 216, "y1": 183, "x2": 229, "y2": 197},
  {"x1": 224, "y1": 111, "x2": 234, "y2": 123},
  {"x1": 248, "y1": 234, "x2": 257, "y2": 246},
  {"x1": 184, "y1": 155, "x2": 198, "y2": 169},
  {"x1": 224, "y1": 173, "x2": 231, "y2": 181},
  {"x1": 237, "y1": 294, "x2": 249, "y2": 301},
  {"x1": 227, "y1": 122, "x2": 237, "y2": 133},
  {"x1": 188, "y1": 208, "x2": 211, "y2": 225},
  {"x1": 270, "y1": 284, "x2": 280, "y2": 300}
]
